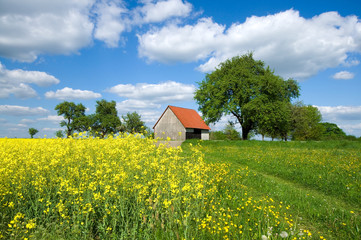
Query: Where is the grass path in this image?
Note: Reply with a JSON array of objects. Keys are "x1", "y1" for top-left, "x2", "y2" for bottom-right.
[
  {"x1": 181, "y1": 140, "x2": 361, "y2": 239},
  {"x1": 240, "y1": 168, "x2": 360, "y2": 240}
]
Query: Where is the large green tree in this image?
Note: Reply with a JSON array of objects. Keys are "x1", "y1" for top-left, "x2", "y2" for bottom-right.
[
  {"x1": 55, "y1": 101, "x2": 86, "y2": 137},
  {"x1": 122, "y1": 112, "x2": 145, "y2": 133},
  {"x1": 91, "y1": 99, "x2": 121, "y2": 137},
  {"x1": 291, "y1": 102, "x2": 323, "y2": 140},
  {"x1": 194, "y1": 53, "x2": 299, "y2": 140}
]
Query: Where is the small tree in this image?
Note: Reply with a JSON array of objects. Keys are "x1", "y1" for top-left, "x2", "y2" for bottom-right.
[
  {"x1": 122, "y1": 112, "x2": 146, "y2": 133},
  {"x1": 291, "y1": 102, "x2": 323, "y2": 140},
  {"x1": 320, "y1": 122, "x2": 346, "y2": 140},
  {"x1": 91, "y1": 99, "x2": 121, "y2": 137},
  {"x1": 55, "y1": 130, "x2": 65, "y2": 138},
  {"x1": 55, "y1": 101, "x2": 86, "y2": 137},
  {"x1": 28, "y1": 128, "x2": 39, "y2": 138},
  {"x1": 223, "y1": 122, "x2": 241, "y2": 140}
]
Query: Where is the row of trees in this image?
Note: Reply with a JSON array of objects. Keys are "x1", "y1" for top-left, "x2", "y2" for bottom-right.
[
  {"x1": 195, "y1": 53, "x2": 352, "y2": 141},
  {"x1": 55, "y1": 100, "x2": 147, "y2": 138},
  {"x1": 210, "y1": 116, "x2": 353, "y2": 141}
]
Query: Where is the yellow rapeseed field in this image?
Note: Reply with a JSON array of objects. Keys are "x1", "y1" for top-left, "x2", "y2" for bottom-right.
[{"x1": 0, "y1": 134, "x2": 309, "y2": 239}]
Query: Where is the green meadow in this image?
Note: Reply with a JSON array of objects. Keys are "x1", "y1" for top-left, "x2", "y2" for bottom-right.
[{"x1": 181, "y1": 140, "x2": 361, "y2": 240}]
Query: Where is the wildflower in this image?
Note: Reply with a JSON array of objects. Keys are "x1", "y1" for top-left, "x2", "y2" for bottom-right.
[
  {"x1": 280, "y1": 231, "x2": 288, "y2": 238},
  {"x1": 26, "y1": 219, "x2": 36, "y2": 229}
]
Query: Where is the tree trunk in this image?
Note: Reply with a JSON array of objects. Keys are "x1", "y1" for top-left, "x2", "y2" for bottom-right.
[
  {"x1": 241, "y1": 125, "x2": 249, "y2": 140},
  {"x1": 262, "y1": 135, "x2": 264, "y2": 141}
]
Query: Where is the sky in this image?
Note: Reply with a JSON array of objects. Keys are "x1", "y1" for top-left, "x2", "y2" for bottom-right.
[{"x1": 0, "y1": 0, "x2": 361, "y2": 138}]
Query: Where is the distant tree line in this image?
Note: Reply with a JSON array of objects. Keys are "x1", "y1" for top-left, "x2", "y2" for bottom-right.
[
  {"x1": 196, "y1": 53, "x2": 359, "y2": 141},
  {"x1": 55, "y1": 99, "x2": 148, "y2": 138}
]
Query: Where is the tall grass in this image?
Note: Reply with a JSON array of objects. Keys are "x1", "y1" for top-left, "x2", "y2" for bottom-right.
[{"x1": 0, "y1": 135, "x2": 307, "y2": 239}]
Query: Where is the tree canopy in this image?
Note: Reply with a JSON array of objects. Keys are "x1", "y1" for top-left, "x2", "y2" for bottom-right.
[
  {"x1": 122, "y1": 112, "x2": 146, "y2": 134},
  {"x1": 195, "y1": 53, "x2": 299, "y2": 140},
  {"x1": 55, "y1": 101, "x2": 86, "y2": 137},
  {"x1": 28, "y1": 128, "x2": 38, "y2": 138},
  {"x1": 319, "y1": 122, "x2": 347, "y2": 140},
  {"x1": 55, "y1": 100, "x2": 122, "y2": 138},
  {"x1": 291, "y1": 102, "x2": 323, "y2": 140},
  {"x1": 90, "y1": 100, "x2": 121, "y2": 137}
]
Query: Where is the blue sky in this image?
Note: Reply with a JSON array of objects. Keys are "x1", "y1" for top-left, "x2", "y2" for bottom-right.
[{"x1": 0, "y1": 0, "x2": 360, "y2": 138}]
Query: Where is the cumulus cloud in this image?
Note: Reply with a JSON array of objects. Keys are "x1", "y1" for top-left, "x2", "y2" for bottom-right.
[
  {"x1": 93, "y1": 0, "x2": 193, "y2": 47},
  {"x1": 0, "y1": 105, "x2": 49, "y2": 116},
  {"x1": 0, "y1": 0, "x2": 94, "y2": 62},
  {"x1": 107, "y1": 81, "x2": 195, "y2": 103},
  {"x1": 108, "y1": 81, "x2": 195, "y2": 125},
  {"x1": 93, "y1": 0, "x2": 128, "y2": 47},
  {"x1": 0, "y1": 62, "x2": 59, "y2": 98},
  {"x1": 332, "y1": 71, "x2": 355, "y2": 80},
  {"x1": 138, "y1": 18, "x2": 225, "y2": 63},
  {"x1": 137, "y1": 0, "x2": 192, "y2": 23},
  {"x1": 316, "y1": 105, "x2": 361, "y2": 137},
  {"x1": 316, "y1": 106, "x2": 361, "y2": 121},
  {"x1": 45, "y1": 87, "x2": 101, "y2": 100},
  {"x1": 138, "y1": 9, "x2": 361, "y2": 79}
]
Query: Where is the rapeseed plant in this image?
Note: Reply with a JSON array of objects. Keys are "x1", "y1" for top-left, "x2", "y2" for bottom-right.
[{"x1": 0, "y1": 135, "x2": 309, "y2": 239}]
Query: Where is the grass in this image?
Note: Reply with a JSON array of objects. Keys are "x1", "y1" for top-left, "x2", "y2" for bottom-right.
[{"x1": 181, "y1": 140, "x2": 361, "y2": 239}]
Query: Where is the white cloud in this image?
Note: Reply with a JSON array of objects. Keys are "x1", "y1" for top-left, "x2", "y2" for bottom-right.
[
  {"x1": 45, "y1": 87, "x2": 101, "y2": 100},
  {"x1": 107, "y1": 81, "x2": 195, "y2": 103},
  {"x1": 20, "y1": 119, "x2": 36, "y2": 124},
  {"x1": 138, "y1": 0, "x2": 192, "y2": 23},
  {"x1": 315, "y1": 105, "x2": 361, "y2": 137},
  {"x1": 116, "y1": 99, "x2": 161, "y2": 125},
  {"x1": 139, "y1": 110, "x2": 163, "y2": 125},
  {"x1": 93, "y1": 0, "x2": 128, "y2": 47},
  {"x1": 138, "y1": 18, "x2": 225, "y2": 63},
  {"x1": 138, "y1": 9, "x2": 361, "y2": 79},
  {"x1": 332, "y1": 71, "x2": 355, "y2": 80},
  {"x1": 0, "y1": 62, "x2": 60, "y2": 98},
  {"x1": 0, "y1": 0, "x2": 94, "y2": 62},
  {"x1": 316, "y1": 106, "x2": 361, "y2": 121},
  {"x1": 0, "y1": 0, "x2": 197, "y2": 60},
  {"x1": 117, "y1": 99, "x2": 161, "y2": 112},
  {"x1": 0, "y1": 105, "x2": 49, "y2": 116},
  {"x1": 109, "y1": 81, "x2": 195, "y2": 126},
  {"x1": 38, "y1": 115, "x2": 65, "y2": 123},
  {"x1": 42, "y1": 127, "x2": 63, "y2": 132}
]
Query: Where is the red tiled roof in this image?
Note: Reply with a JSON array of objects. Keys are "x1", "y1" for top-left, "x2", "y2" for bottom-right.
[{"x1": 153, "y1": 105, "x2": 210, "y2": 130}]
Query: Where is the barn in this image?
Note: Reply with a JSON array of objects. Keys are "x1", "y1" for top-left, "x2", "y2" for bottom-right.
[{"x1": 153, "y1": 105, "x2": 210, "y2": 141}]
